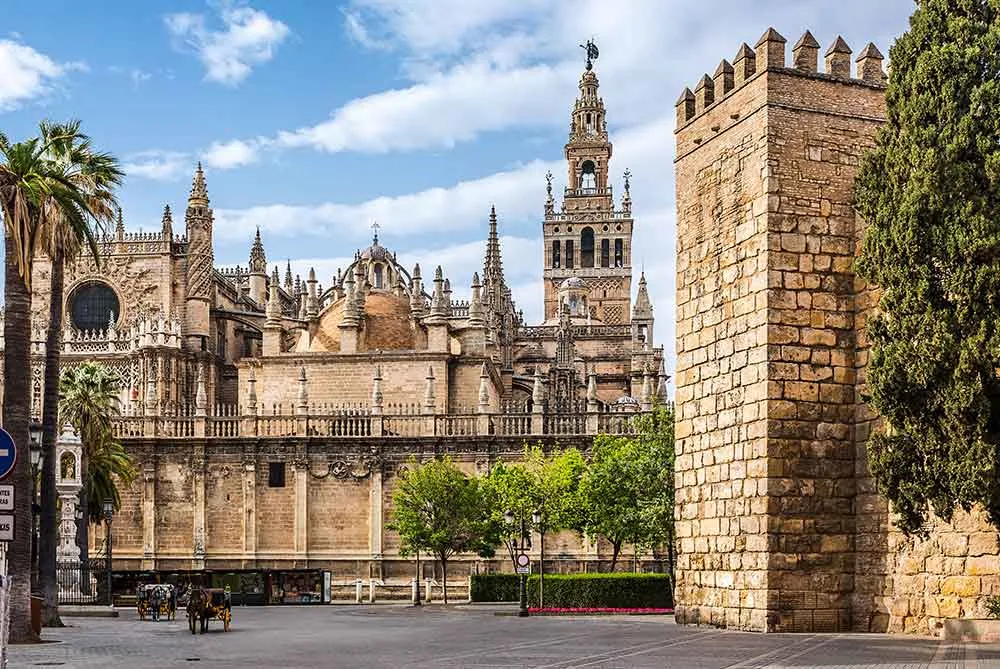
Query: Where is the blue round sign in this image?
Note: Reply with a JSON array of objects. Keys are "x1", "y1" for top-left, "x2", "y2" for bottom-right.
[{"x1": 0, "y1": 428, "x2": 16, "y2": 481}]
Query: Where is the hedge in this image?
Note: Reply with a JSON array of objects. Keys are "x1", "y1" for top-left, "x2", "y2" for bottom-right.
[
  {"x1": 470, "y1": 574, "x2": 520, "y2": 602},
  {"x1": 471, "y1": 573, "x2": 673, "y2": 608}
]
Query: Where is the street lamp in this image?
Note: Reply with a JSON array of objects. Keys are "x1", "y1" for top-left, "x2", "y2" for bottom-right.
[
  {"x1": 505, "y1": 508, "x2": 538, "y2": 618},
  {"x1": 532, "y1": 509, "x2": 544, "y2": 610},
  {"x1": 28, "y1": 421, "x2": 42, "y2": 593},
  {"x1": 102, "y1": 498, "x2": 114, "y2": 607}
]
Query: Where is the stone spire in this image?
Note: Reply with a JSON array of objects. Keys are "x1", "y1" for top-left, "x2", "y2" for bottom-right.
[
  {"x1": 342, "y1": 268, "x2": 359, "y2": 325},
  {"x1": 161, "y1": 204, "x2": 173, "y2": 238},
  {"x1": 477, "y1": 362, "x2": 490, "y2": 413},
  {"x1": 468, "y1": 272, "x2": 484, "y2": 325},
  {"x1": 249, "y1": 227, "x2": 267, "y2": 273},
  {"x1": 633, "y1": 272, "x2": 652, "y2": 319},
  {"x1": 483, "y1": 205, "x2": 503, "y2": 285},
  {"x1": 410, "y1": 263, "x2": 425, "y2": 318},
  {"x1": 265, "y1": 280, "x2": 281, "y2": 325},
  {"x1": 185, "y1": 162, "x2": 214, "y2": 347},
  {"x1": 371, "y1": 365, "x2": 383, "y2": 415},
  {"x1": 532, "y1": 367, "x2": 545, "y2": 409},
  {"x1": 428, "y1": 266, "x2": 446, "y2": 320},
  {"x1": 423, "y1": 366, "x2": 436, "y2": 414},
  {"x1": 284, "y1": 260, "x2": 293, "y2": 291},
  {"x1": 443, "y1": 278, "x2": 453, "y2": 316},
  {"x1": 247, "y1": 366, "x2": 258, "y2": 414},
  {"x1": 296, "y1": 367, "x2": 309, "y2": 415},
  {"x1": 115, "y1": 206, "x2": 125, "y2": 239},
  {"x1": 189, "y1": 161, "x2": 208, "y2": 204},
  {"x1": 306, "y1": 267, "x2": 319, "y2": 319},
  {"x1": 271, "y1": 265, "x2": 280, "y2": 286}
]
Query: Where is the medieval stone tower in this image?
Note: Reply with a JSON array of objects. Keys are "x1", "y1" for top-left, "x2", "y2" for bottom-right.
[
  {"x1": 542, "y1": 60, "x2": 634, "y2": 324},
  {"x1": 673, "y1": 28, "x2": 889, "y2": 633},
  {"x1": 185, "y1": 162, "x2": 214, "y2": 351}
]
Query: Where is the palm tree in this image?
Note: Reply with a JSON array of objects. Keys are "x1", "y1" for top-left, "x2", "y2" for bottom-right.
[
  {"x1": 59, "y1": 363, "x2": 136, "y2": 571},
  {"x1": 35, "y1": 121, "x2": 121, "y2": 627},
  {"x1": 1, "y1": 125, "x2": 118, "y2": 640}
]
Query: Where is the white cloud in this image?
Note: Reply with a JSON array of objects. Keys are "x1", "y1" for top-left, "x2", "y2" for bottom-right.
[
  {"x1": 0, "y1": 39, "x2": 84, "y2": 112},
  {"x1": 165, "y1": 2, "x2": 290, "y2": 86},
  {"x1": 122, "y1": 150, "x2": 191, "y2": 182},
  {"x1": 202, "y1": 138, "x2": 260, "y2": 169}
]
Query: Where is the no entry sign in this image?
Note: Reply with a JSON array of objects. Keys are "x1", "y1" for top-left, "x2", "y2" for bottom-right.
[{"x1": 0, "y1": 429, "x2": 16, "y2": 481}]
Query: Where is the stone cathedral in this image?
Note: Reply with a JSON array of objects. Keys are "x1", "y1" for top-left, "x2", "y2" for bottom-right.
[{"x1": 3, "y1": 60, "x2": 666, "y2": 600}]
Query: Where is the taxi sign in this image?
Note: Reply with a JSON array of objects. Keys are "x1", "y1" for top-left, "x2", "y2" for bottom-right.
[{"x1": 0, "y1": 428, "x2": 16, "y2": 481}]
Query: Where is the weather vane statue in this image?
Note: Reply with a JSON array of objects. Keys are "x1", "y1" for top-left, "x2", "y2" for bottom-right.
[{"x1": 580, "y1": 39, "x2": 599, "y2": 71}]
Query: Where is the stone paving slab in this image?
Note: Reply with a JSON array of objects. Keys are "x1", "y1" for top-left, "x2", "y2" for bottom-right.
[{"x1": 8, "y1": 606, "x2": 1000, "y2": 668}]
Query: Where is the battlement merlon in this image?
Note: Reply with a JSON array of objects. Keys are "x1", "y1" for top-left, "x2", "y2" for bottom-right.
[{"x1": 675, "y1": 28, "x2": 887, "y2": 132}]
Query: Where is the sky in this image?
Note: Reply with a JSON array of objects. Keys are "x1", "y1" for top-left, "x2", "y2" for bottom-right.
[{"x1": 1, "y1": 0, "x2": 916, "y2": 379}]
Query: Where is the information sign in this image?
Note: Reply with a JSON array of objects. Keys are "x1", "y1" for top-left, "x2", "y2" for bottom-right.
[
  {"x1": 515, "y1": 552, "x2": 530, "y2": 574},
  {"x1": 0, "y1": 486, "x2": 11, "y2": 512},
  {"x1": 0, "y1": 515, "x2": 12, "y2": 542}
]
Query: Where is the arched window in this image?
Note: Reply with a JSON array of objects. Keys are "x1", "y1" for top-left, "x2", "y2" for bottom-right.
[
  {"x1": 552, "y1": 240, "x2": 561, "y2": 269},
  {"x1": 581, "y1": 227, "x2": 595, "y2": 268},
  {"x1": 68, "y1": 281, "x2": 120, "y2": 331},
  {"x1": 565, "y1": 240, "x2": 575, "y2": 269},
  {"x1": 601, "y1": 239, "x2": 610, "y2": 267},
  {"x1": 580, "y1": 161, "x2": 597, "y2": 192},
  {"x1": 373, "y1": 264, "x2": 384, "y2": 289},
  {"x1": 614, "y1": 239, "x2": 624, "y2": 267},
  {"x1": 60, "y1": 452, "x2": 76, "y2": 480}
]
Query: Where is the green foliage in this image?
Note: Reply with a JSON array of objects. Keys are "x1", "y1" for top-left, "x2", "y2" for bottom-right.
[
  {"x1": 480, "y1": 445, "x2": 586, "y2": 562},
  {"x1": 388, "y1": 457, "x2": 490, "y2": 561},
  {"x1": 525, "y1": 573, "x2": 673, "y2": 609},
  {"x1": 579, "y1": 403, "x2": 676, "y2": 569},
  {"x1": 854, "y1": 1, "x2": 1000, "y2": 535},
  {"x1": 59, "y1": 362, "x2": 136, "y2": 521},
  {"x1": 469, "y1": 574, "x2": 520, "y2": 602},
  {"x1": 986, "y1": 595, "x2": 1000, "y2": 620}
]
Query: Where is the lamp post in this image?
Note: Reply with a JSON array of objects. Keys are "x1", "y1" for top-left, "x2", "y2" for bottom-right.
[
  {"x1": 505, "y1": 507, "x2": 539, "y2": 618},
  {"x1": 532, "y1": 509, "x2": 544, "y2": 610},
  {"x1": 28, "y1": 421, "x2": 42, "y2": 593},
  {"x1": 102, "y1": 498, "x2": 114, "y2": 607}
]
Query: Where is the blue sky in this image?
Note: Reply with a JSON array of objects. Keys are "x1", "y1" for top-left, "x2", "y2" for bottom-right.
[{"x1": 1, "y1": 0, "x2": 915, "y2": 376}]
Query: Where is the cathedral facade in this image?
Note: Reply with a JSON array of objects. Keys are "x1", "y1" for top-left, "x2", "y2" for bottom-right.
[{"x1": 4, "y1": 62, "x2": 665, "y2": 594}]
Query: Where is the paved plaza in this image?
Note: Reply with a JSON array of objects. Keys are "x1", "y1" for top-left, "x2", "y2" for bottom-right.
[{"x1": 8, "y1": 606, "x2": 1000, "y2": 668}]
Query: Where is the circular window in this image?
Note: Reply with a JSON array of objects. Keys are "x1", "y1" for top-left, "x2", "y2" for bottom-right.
[
  {"x1": 69, "y1": 281, "x2": 120, "y2": 331},
  {"x1": 554, "y1": 227, "x2": 560, "y2": 233},
  {"x1": 602, "y1": 225, "x2": 609, "y2": 232}
]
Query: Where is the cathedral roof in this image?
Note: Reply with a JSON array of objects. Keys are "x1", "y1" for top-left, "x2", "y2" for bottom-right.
[{"x1": 304, "y1": 290, "x2": 415, "y2": 353}]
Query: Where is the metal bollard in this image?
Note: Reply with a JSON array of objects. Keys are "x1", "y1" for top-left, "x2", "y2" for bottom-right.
[{"x1": 355, "y1": 579, "x2": 363, "y2": 604}]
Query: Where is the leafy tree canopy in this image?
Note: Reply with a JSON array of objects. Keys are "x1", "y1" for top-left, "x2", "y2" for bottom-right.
[{"x1": 855, "y1": 0, "x2": 1000, "y2": 535}]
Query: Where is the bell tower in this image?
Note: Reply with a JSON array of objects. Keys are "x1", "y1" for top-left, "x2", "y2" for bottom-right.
[{"x1": 542, "y1": 41, "x2": 634, "y2": 324}]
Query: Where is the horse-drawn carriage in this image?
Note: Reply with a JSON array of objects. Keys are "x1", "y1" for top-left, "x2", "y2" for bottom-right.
[
  {"x1": 137, "y1": 584, "x2": 176, "y2": 621},
  {"x1": 186, "y1": 587, "x2": 232, "y2": 634}
]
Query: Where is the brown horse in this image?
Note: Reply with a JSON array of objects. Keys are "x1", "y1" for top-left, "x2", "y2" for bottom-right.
[{"x1": 186, "y1": 588, "x2": 231, "y2": 634}]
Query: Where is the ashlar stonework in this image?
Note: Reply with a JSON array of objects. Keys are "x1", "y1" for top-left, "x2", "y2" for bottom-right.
[{"x1": 674, "y1": 27, "x2": 1000, "y2": 635}]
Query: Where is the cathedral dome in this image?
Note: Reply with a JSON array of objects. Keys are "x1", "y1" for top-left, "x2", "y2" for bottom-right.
[
  {"x1": 360, "y1": 240, "x2": 389, "y2": 261},
  {"x1": 304, "y1": 290, "x2": 415, "y2": 353}
]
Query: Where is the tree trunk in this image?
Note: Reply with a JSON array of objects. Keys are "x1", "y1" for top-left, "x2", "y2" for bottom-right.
[
  {"x1": 609, "y1": 540, "x2": 622, "y2": 573},
  {"x1": 3, "y1": 234, "x2": 41, "y2": 642},
  {"x1": 440, "y1": 556, "x2": 448, "y2": 605},
  {"x1": 39, "y1": 249, "x2": 64, "y2": 627}
]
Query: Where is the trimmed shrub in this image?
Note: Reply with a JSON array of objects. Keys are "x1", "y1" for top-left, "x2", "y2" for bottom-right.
[
  {"x1": 527, "y1": 573, "x2": 673, "y2": 609},
  {"x1": 470, "y1": 574, "x2": 520, "y2": 602}
]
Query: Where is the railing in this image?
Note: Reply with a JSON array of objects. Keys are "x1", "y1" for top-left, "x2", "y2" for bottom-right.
[{"x1": 110, "y1": 403, "x2": 651, "y2": 440}]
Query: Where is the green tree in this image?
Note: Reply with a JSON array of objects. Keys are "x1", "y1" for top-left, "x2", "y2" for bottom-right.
[
  {"x1": 1, "y1": 124, "x2": 112, "y2": 641},
  {"x1": 388, "y1": 457, "x2": 490, "y2": 604},
  {"x1": 854, "y1": 0, "x2": 1000, "y2": 535},
  {"x1": 37, "y1": 120, "x2": 122, "y2": 627},
  {"x1": 581, "y1": 404, "x2": 676, "y2": 573}
]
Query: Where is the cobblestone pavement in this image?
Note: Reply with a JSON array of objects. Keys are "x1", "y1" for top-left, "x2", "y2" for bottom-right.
[{"x1": 8, "y1": 606, "x2": 1000, "y2": 668}]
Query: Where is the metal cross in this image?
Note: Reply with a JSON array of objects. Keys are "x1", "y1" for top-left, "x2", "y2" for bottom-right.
[{"x1": 371, "y1": 221, "x2": 380, "y2": 244}]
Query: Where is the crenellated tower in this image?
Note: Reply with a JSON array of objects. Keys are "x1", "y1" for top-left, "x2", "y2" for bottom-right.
[
  {"x1": 542, "y1": 45, "x2": 634, "y2": 324},
  {"x1": 673, "y1": 28, "x2": 888, "y2": 634},
  {"x1": 184, "y1": 162, "x2": 215, "y2": 350}
]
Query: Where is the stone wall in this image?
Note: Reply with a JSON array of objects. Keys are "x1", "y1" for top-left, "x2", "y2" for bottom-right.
[{"x1": 674, "y1": 27, "x2": 1000, "y2": 635}]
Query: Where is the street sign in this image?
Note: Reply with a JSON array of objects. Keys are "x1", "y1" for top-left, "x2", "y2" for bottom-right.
[
  {"x1": 0, "y1": 486, "x2": 11, "y2": 512},
  {"x1": 515, "y1": 552, "x2": 530, "y2": 574},
  {"x1": 0, "y1": 429, "x2": 15, "y2": 481},
  {"x1": 0, "y1": 515, "x2": 12, "y2": 542}
]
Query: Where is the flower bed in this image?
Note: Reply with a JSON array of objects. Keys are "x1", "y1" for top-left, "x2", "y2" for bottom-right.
[{"x1": 528, "y1": 607, "x2": 673, "y2": 615}]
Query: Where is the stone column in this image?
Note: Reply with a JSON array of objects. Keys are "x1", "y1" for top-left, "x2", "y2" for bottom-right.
[
  {"x1": 293, "y1": 458, "x2": 308, "y2": 566},
  {"x1": 191, "y1": 442, "x2": 206, "y2": 570},
  {"x1": 369, "y1": 461, "x2": 383, "y2": 562},
  {"x1": 242, "y1": 456, "x2": 256, "y2": 567},
  {"x1": 141, "y1": 463, "x2": 157, "y2": 571},
  {"x1": 55, "y1": 425, "x2": 83, "y2": 569}
]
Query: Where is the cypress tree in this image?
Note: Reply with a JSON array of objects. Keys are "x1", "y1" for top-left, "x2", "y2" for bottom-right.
[{"x1": 855, "y1": 0, "x2": 1000, "y2": 536}]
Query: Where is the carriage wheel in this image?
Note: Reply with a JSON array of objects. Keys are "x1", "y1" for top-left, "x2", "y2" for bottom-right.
[
  {"x1": 223, "y1": 609, "x2": 231, "y2": 632},
  {"x1": 188, "y1": 613, "x2": 197, "y2": 634}
]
